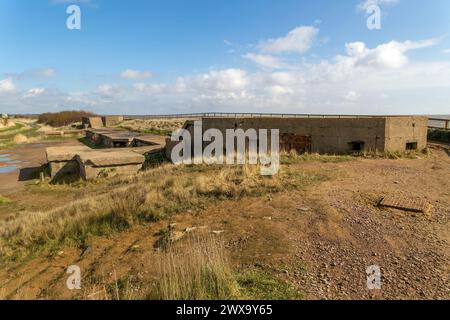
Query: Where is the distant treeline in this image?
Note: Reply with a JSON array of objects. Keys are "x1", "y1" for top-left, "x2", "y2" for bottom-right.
[
  {"x1": 428, "y1": 129, "x2": 450, "y2": 143},
  {"x1": 38, "y1": 110, "x2": 96, "y2": 127}
]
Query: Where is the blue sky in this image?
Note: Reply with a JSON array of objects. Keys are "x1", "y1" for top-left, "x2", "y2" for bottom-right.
[{"x1": 0, "y1": 0, "x2": 449, "y2": 115}]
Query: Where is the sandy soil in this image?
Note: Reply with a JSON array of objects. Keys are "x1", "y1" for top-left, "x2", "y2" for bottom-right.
[
  {"x1": 0, "y1": 143, "x2": 448, "y2": 300},
  {"x1": 0, "y1": 140, "x2": 83, "y2": 196}
]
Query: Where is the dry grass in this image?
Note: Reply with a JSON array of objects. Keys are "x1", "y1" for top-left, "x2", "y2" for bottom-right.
[
  {"x1": 281, "y1": 149, "x2": 427, "y2": 164},
  {"x1": 116, "y1": 119, "x2": 187, "y2": 136},
  {"x1": 149, "y1": 235, "x2": 239, "y2": 300},
  {"x1": 0, "y1": 163, "x2": 325, "y2": 260}
]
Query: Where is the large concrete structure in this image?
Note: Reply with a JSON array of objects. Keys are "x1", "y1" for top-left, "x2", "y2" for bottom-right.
[
  {"x1": 81, "y1": 116, "x2": 124, "y2": 128},
  {"x1": 166, "y1": 116, "x2": 428, "y2": 159},
  {"x1": 46, "y1": 129, "x2": 167, "y2": 180},
  {"x1": 76, "y1": 150, "x2": 144, "y2": 180}
]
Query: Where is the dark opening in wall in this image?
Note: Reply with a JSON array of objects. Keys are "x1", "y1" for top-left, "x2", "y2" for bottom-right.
[
  {"x1": 406, "y1": 142, "x2": 418, "y2": 150},
  {"x1": 349, "y1": 141, "x2": 365, "y2": 152},
  {"x1": 113, "y1": 141, "x2": 128, "y2": 148}
]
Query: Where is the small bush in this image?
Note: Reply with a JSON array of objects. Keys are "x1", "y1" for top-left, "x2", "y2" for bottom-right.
[
  {"x1": 38, "y1": 110, "x2": 96, "y2": 127},
  {"x1": 428, "y1": 129, "x2": 450, "y2": 143}
]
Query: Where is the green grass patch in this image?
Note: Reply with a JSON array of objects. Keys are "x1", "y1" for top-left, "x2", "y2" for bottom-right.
[
  {"x1": 0, "y1": 196, "x2": 12, "y2": 205},
  {"x1": 236, "y1": 269, "x2": 303, "y2": 300},
  {"x1": 119, "y1": 125, "x2": 171, "y2": 136}
]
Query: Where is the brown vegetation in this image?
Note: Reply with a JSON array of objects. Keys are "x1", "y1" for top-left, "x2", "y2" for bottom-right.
[{"x1": 38, "y1": 111, "x2": 96, "y2": 127}]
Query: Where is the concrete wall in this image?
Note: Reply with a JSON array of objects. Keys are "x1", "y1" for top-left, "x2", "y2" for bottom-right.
[
  {"x1": 384, "y1": 116, "x2": 428, "y2": 151},
  {"x1": 79, "y1": 163, "x2": 142, "y2": 180},
  {"x1": 201, "y1": 117, "x2": 387, "y2": 154},
  {"x1": 102, "y1": 116, "x2": 124, "y2": 127}
]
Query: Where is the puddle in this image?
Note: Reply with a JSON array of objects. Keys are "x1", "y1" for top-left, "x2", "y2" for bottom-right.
[
  {"x1": 0, "y1": 166, "x2": 18, "y2": 173},
  {"x1": 0, "y1": 154, "x2": 22, "y2": 173}
]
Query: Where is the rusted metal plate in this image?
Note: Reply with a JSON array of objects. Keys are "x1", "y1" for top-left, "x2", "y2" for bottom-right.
[
  {"x1": 379, "y1": 195, "x2": 431, "y2": 213},
  {"x1": 280, "y1": 134, "x2": 312, "y2": 154}
]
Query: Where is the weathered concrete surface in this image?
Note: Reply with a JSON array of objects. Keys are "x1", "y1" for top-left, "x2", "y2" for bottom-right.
[
  {"x1": 86, "y1": 129, "x2": 167, "y2": 149},
  {"x1": 46, "y1": 146, "x2": 91, "y2": 162},
  {"x1": 77, "y1": 150, "x2": 144, "y2": 167},
  {"x1": 102, "y1": 116, "x2": 124, "y2": 127},
  {"x1": 82, "y1": 117, "x2": 104, "y2": 128},
  {"x1": 165, "y1": 117, "x2": 428, "y2": 160},
  {"x1": 46, "y1": 146, "x2": 92, "y2": 178},
  {"x1": 133, "y1": 134, "x2": 167, "y2": 147},
  {"x1": 76, "y1": 150, "x2": 145, "y2": 180},
  {"x1": 384, "y1": 117, "x2": 428, "y2": 151}
]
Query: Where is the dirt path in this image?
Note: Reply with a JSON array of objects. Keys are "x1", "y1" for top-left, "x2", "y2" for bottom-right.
[{"x1": 0, "y1": 144, "x2": 448, "y2": 300}]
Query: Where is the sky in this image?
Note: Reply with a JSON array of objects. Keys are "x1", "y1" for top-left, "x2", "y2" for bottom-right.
[{"x1": 0, "y1": 0, "x2": 449, "y2": 115}]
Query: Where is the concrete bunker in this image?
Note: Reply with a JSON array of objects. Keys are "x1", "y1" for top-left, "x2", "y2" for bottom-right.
[
  {"x1": 165, "y1": 116, "x2": 428, "y2": 161},
  {"x1": 46, "y1": 129, "x2": 167, "y2": 181}
]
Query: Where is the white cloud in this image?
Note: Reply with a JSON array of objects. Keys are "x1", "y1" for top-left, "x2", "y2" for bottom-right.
[
  {"x1": 120, "y1": 69, "x2": 153, "y2": 80},
  {"x1": 97, "y1": 84, "x2": 116, "y2": 95},
  {"x1": 134, "y1": 83, "x2": 168, "y2": 94},
  {"x1": 258, "y1": 26, "x2": 319, "y2": 54},
  {"x1": 23, "y1": 87, "x2": 45, "y2": 98},
  {"x1": 442, "y1": 49, "x2": 450, "y2": 54},
  {"x1": 184, "y1": 68, "x2": 249, "y2": 92},
  {"x1": 242, "y1": 53, "x2": 288, "y2": 69},
  {"x1": 0, "y1": 78, "x2": 16, "y2": 93},
  {"x1": 32, "y1": 68, "x2": 57, "y2": 78},
  {"x1": 342, "y1": 38, "x2": 438, "y2": 69},
  {"x1": 2, "y1": 34, "x2": 449, "y2": 116},
  {"x1": 343, "y1": 91, "x2": 359, "y2": 101}
]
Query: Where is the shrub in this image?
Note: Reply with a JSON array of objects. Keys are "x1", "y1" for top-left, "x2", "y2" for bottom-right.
[
  {"x1": 428, "y1": 129, "x2": 450, "y2": 143},
  {"x1": 38, "y1": 110, "x2": 96, "y2": 127}
]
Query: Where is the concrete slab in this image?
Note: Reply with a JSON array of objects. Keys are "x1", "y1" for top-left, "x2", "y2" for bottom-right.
[
  {"x1": 77, "y1": 150, "x2": 145, "y2": 167},
  {"x1": 379, "y1": 195, "x2": 431, "y2": 213},
  {"x1": 134, "y1": 134, "x2": 167, "y2": 147},
  {"x1": 46, "y1": 146, "x2": 91, "y2": 162}
]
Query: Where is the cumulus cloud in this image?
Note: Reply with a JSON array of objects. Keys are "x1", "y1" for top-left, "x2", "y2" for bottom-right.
[
  {"x1": 134, "y1": 83, "x2": 168, "y2": 94},
  {"x1": 182, "y1": 69, "x2": 249, "y2": 93},
  {"x1": 0, "y1": 78, "x2": 16, "y2": 93},
  {"x1": 23, "y1": 87, "x2": 46, "y2": 98},
  {"x1": 258, "y1": 26, "x2": 319, "y2": 54},
  {"x1": 120, "y1": 69, "x2": 152, "y2": 80},
  {"x1": 242, "y1": 53, "x2": 288, "y2": 69},
  {"x1": 2, "y1": 34, "x2": 449, "y2": 115},
  {"x1": 6, "y1": 68, "x2": 56, "y2": 80},
  {"x1": 342, "y1": 38, "x2": 438, "y2": 69}
]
